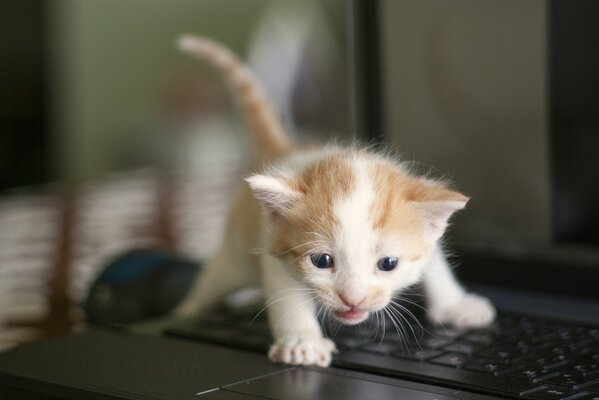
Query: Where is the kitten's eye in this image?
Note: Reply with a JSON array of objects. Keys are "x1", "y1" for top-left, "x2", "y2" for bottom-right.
[
  {"x1": 377, "y1": 256, "x2": 399, "y2": 271},
  {"x1": 310, "y1": 253, "x2": 334, "y2": 269}
]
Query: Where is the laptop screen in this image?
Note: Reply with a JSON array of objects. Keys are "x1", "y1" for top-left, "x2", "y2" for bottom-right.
[{"x1": 358, "y1": 0, "x2": 599, "y2": 298}]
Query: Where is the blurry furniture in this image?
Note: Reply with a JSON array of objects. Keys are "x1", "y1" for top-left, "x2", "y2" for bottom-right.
[{"x1": 0, "y1": 163, "x2": 241, "y2": 351}]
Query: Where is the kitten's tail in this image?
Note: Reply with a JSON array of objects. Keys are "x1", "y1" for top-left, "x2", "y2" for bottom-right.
[{"x1": 177, "y1": 35, "x2": 292, "y2": 162}]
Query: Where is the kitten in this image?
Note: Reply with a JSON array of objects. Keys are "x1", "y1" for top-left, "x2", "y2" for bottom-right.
[{"x1": 174, "y1": 35, "x2": 496, "y2": 367}]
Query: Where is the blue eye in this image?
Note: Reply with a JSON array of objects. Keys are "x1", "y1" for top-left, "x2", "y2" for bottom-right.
[
  {"x1": 310, "y1": 253, "x2": 334, "y2": 269},
  {"x1": 377, "y1": 256, "x2": 399, "y2": 271}
]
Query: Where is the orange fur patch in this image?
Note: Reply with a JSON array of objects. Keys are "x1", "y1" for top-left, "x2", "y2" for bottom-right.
[
  {"x1": 258, "y1": 150, "x2": 466, "y2": 271},
  {"x1": 369, "y1": 160, "x2": 466, "y2": 261},
  {"x1": 269, "y1": 152, "x2": 355, "y2": 270},
  {"x1": 179, "y1": 35, "x2": 292, "y2": 163},
  {"x1": 369, "y1": 162, "x2": 426, "y2": 261}
]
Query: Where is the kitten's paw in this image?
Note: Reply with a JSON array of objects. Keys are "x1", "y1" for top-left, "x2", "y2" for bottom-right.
[
  {"x1": 268, "y1": 337, "x2": 337, "y2": 367},
  {"x1": 429, "y1": 294, "x2": 496, "y2": 330}
]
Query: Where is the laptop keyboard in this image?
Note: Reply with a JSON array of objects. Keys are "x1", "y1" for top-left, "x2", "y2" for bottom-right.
[{"x1": 165, "y1": 310, "x2": 599, "y2": 399}]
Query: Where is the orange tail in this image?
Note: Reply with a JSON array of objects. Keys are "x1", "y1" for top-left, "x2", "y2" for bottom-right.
[{"x1": 178, "y1": 35, "x2": 292, "y2": 162}]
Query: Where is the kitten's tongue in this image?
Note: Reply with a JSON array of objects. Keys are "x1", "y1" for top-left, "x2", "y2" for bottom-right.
[{"x1": 335, "y1": 310, "x2": 365, "y2": 320}]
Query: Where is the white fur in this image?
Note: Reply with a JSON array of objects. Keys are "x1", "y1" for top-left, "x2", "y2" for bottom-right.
[
  {"x1": 424, "y1": 248, "x2": 496, "y2": 329},
  {"x1": 331, "y1": 160, "x2": 376, "y2": 306},
  {"x1": 175, "y1": 36, "x2": 494, "y2": 367},
  {"x1": 245, "y1": 175, "x2": 301, "y2": 212},
  {"x1": 420, "y1": 200, "x2": 468, "y2": 240},
  {"x1": 175, "y1": 243, "x2": 259, "y2": 316},
  {"x1": 261, "y1": 254, "x2": 336, "y2": 366},
  {"x1": 178, "y1": 150, "x2": 496, "y2": 367}
]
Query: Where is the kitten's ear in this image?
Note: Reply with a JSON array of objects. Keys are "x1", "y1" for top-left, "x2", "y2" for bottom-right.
[
  {"x1": 414, "y1": 187, "x2": 469, "y2": 239},
  {"x1": 245, "y1": 174, "x2": 302, "y2": 215}
]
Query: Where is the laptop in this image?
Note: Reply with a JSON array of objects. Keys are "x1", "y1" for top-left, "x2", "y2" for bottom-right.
[{"x1": 1, "y1": 1, "x2": 598, "y2": 399}]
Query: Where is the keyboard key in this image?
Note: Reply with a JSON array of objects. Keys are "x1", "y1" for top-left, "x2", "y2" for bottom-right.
[
  {"x1": 533, "y1": 332, "x2": 560, "y2": 344},
  {"x1": 478, "y1": 348, "x2": 523, "y2": 365},
  {"x1": 394, "y1": 347, "x2": 444, "y2": 361},
  {"x1": 544, "y1": 371, "x2": 591, "y2": 388},
  {"x1": 428, "y1": 327, "x2": 462, "y2": 339},
  {"x1": 334, "y1": 336, "x2": 371, "y2": 349},
  {"x1": 545, "y1": 358, "x2": 570, "y2": 370},
  {"x1": 523, "y1": 354, "x2": 570, "y2": 370},
  {"x1": 461, "y1": 332, "x2": 495, "y2": 345},
  {"x1": 580, "y1": 384, "x2": 599, "y2": 393},
  {"x1": 164, "y1": 323, "x2": 271, "y2": 352},
  {"x1": 420, "y1": 336, "x2": 454, "y2": 349},
  {"x1": 463, "y1": 358, "x2": 506, "y2": 374},
  {"x1": 572, "y1": 361, "x2": 599, "y2": 377},
  {"x1": 519, "y1": 385, "x2": 550, "y2": 397},
  {"x1": 443, "y1": 341, "x2": 482, "y2": 354},
  {"x1": 506, "y1": 367, "x2": 553, "y2": 381},
  {"x1": 430, "y1": 352, "x2": 469, "y2": 367},
  {"x1": 524, "y1": 386, "x2": 590, "y2": 399},
  {"x1": 574, "y1": 377, "x2": 599, "y2": 390},
  {"x1": 360, "y1": 340, "x2": 401, "y2": 355},
  {"x1": 532, "y1": 372, "x2": 562, "y2": 383},
  {"x1": 494, "y1": 364, "x2": 528, "y2": 377},
  {"x1": 170, "y1": 309, "x2": 599, "y2": 400}
]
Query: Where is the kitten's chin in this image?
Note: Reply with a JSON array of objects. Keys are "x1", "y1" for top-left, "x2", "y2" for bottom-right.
[{"x1": 334, "y1": 309, "x2": 369, "y2": 325}]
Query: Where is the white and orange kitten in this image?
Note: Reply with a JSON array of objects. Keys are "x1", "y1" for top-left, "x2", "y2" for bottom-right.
[{"x1": 175, "y1": 35, "x2": 496, "y2": 367}]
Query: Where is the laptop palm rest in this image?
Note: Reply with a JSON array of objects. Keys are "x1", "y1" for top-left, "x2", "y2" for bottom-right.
[
  {"x1": 0, "y1": 330, "x2": 503, "y2": 399},
  {"x1": 0, "y1": 330, "x2": 284, "y2": 399},
  {"x1": 218, "y1": 367, "x2": 493, "y2": 400}
]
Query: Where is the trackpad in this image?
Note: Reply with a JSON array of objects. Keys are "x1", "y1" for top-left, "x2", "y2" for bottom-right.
[{"x1": 222, "y1": 368, "x2": 461, "y2": 400}]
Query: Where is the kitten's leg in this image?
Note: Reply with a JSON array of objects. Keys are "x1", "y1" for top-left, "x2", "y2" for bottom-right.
[
  {"x1": 174, "y1": 243, "x2": 257, "y2": 317},
  {"x1": 423, "y1": 247, "x2": 496, "y2": 329},
  {"x1": 261, "y1": 255, "x2": 336, "y2": 367}
]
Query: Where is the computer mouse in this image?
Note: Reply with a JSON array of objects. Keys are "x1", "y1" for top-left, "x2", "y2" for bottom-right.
[{"x1": 83, "y1": 248, "x2": 201, "y2": 324}]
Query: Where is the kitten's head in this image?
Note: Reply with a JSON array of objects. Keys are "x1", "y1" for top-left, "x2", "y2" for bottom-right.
[{"x1": 247, "y1": 149, "x2": 468, "y2": 325}]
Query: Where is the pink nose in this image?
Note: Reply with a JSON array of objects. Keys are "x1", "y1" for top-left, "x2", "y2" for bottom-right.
[{"x1": 339, "y1": 293, "x2": 365, "y2": 308}]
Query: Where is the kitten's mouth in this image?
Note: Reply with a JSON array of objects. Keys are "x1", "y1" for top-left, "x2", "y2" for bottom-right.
[{"x1": 334, "y1": 309, "x2": 368, "y2": 324}]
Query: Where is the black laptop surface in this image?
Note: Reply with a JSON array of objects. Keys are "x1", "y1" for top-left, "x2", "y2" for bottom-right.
[{"x1": 1, "y1": 1, "x2": 599, "y2": 399}]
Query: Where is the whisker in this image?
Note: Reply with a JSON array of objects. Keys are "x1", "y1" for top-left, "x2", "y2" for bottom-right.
[
  {"x1": 321, "y1": 304, "x2": 331, "y2": 338},
  {"x1": 325, "y1": 306, "x2": 334, "y2": 338},
  {"x1": 315, "y1": 300, "x2": 325, "y2": 324},
  {"x1": 389, "y1": 300, "x2": 425, "y2": 341},
  {"x1": 250, "y1": 288, "x2": 317, "y2": 325},
  {"x1": 390, "y1": 299, "x2": 436, "y2": 341},
  {"x1": 384, "y1": 307, "x2": 407, "y2": 354},
  {"x1": 391, "y1": 296, "x2": 430, "y2": 313},
  {"x1": 377, "y1": 310, "x2": 386, "y2": 346},
  {"x1": 332, "y1": 312, "x2": 342, "y2": 336},
  {"x1": 389, "y1": 303, "x2": 418, "y2": 352},
  {"x1": 388, "y1": 303, "x2": 423, "y2": 352}
]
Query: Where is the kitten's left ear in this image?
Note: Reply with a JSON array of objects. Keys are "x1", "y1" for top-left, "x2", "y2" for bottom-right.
[
  {"x1": 245, "y1": 174, "x2": 302, "y2": 216},
  {"x1": 415, "y1": 188, "x2": 469, "y2": 240}
]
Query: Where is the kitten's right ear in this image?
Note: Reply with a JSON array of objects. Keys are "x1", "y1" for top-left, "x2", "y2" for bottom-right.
[{"x1": 245, "y1": 174, "x2": 302, "y2": 215}]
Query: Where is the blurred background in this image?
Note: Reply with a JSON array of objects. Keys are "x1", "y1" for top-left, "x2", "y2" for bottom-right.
[
  {"x1": 1, "y1": 0, "x2": 351, "y2": 187},
  {"x1": 0, "y1": 0, "x2": 351, "y2": 350},
  {"x1": 1, "y1": 0, "x2": 598, "y2": 350}
]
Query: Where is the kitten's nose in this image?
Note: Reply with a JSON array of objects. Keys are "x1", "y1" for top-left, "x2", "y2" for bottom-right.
[{"x1": 339, "y1": 293, "x2": 365, "y2": 309}]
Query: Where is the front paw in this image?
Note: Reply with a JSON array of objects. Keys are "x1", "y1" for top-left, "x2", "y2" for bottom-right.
[
  {"x1": 429, "y1": 294, "x2": 496, "y2": 330},
  {"x1": 268, "y1": 337, "x2": 337, "y2": 367}
]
